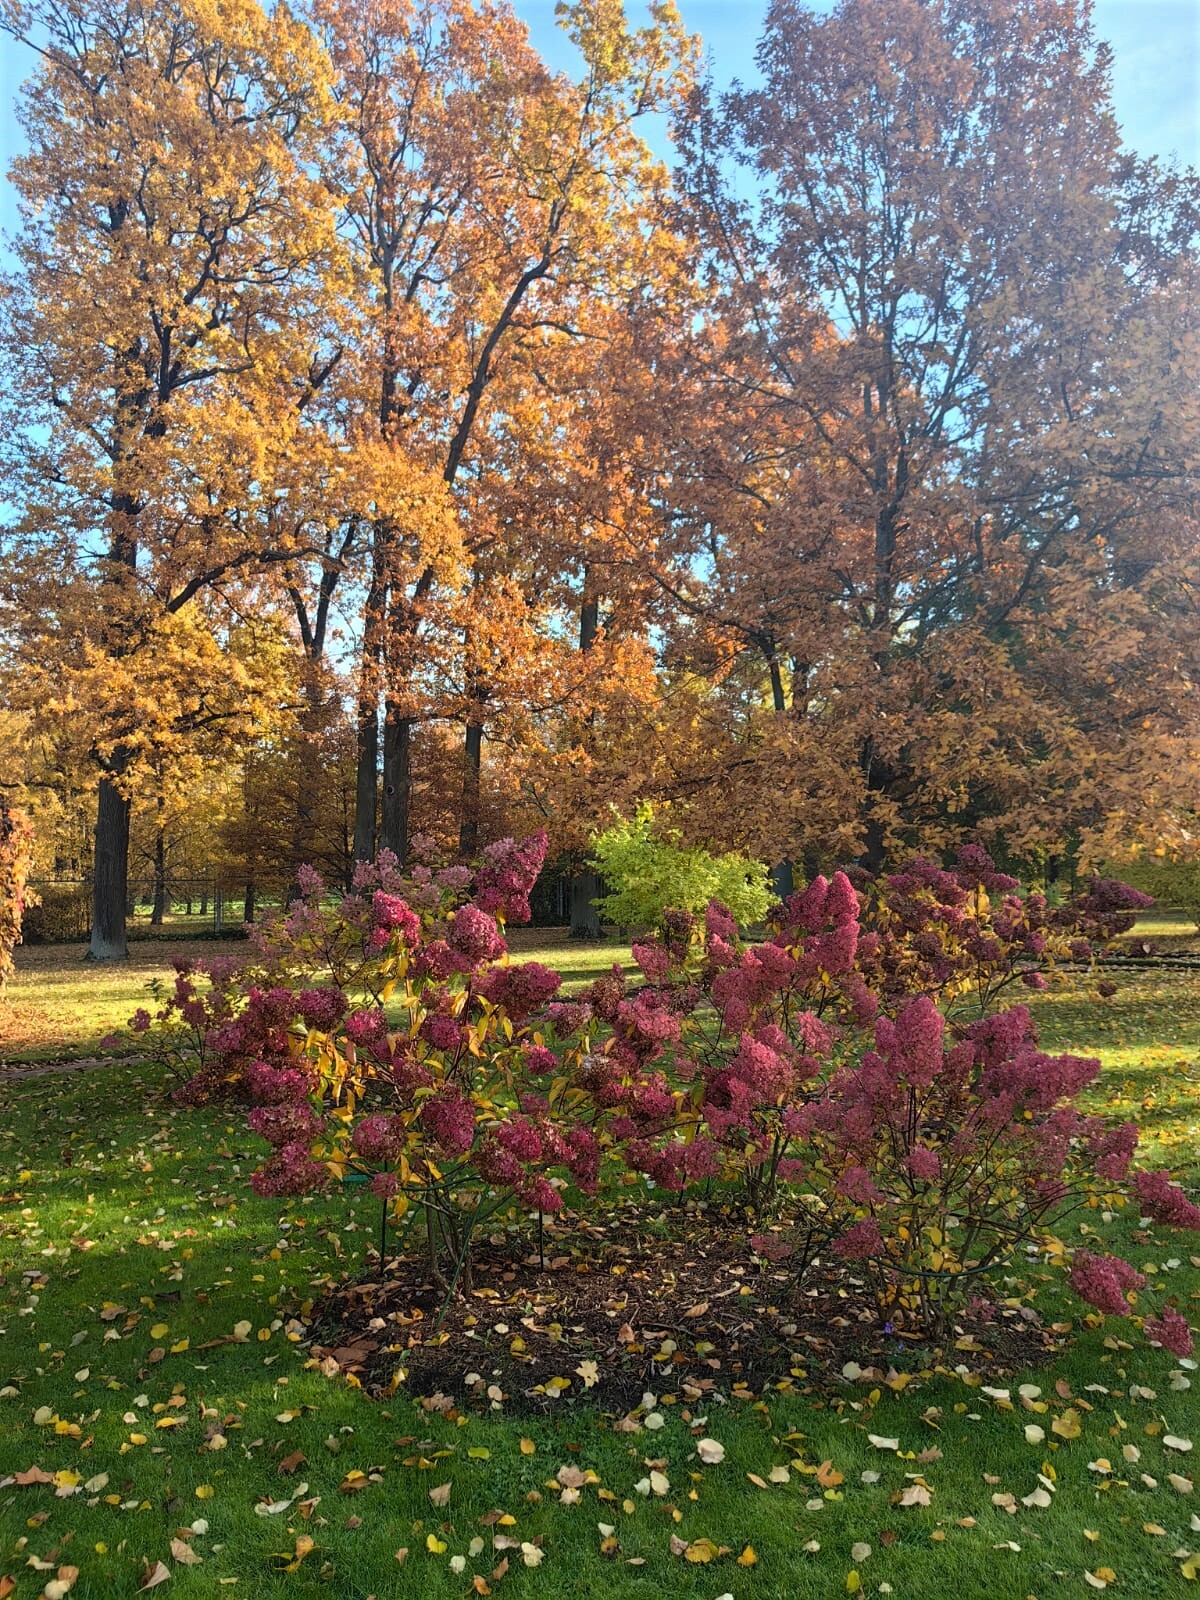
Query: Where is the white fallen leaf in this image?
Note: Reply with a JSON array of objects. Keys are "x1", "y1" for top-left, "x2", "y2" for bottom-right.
[
  {"x1": 697, "y1": 1438, "x2": 725, "y2": 1465},
  {"x1": 851, "y1": 1542, "x2": 872, "y2": 1562},
  {"x1": 1024, "y1": 1425, "x2": 1045, "y2": 1445},
  {"x1": 868, "y1": 1435, "x2": 900, "y2": 1451},
  {"x1": 1164, "y1": 1436, "x2": 1194, "y2": 1453}
]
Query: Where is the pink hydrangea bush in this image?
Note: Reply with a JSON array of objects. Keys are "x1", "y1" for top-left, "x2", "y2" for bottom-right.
[{"x1": 131, "y1": 837, "x2": 1197, "y2": 1352}]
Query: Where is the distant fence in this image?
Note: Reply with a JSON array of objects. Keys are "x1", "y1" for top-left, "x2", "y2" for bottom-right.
[
  {"x1": 23, "y1": 877, "x2": 284, "y2": 943},
  {"x1": 24, "y1": 867, "x2": 582, "y2": 944}
]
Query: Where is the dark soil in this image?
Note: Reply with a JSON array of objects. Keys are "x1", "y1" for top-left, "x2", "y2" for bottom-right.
[{"x1": 308, "y1": 1206, "x2": 1063, "y2": 1415}]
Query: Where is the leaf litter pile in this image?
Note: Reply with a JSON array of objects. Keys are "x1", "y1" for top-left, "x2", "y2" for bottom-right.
[{"x1": 311, "y1": 1206, "x2": 1060, "y2": 1413}]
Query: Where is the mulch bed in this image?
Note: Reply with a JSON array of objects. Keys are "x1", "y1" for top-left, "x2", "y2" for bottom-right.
[{"x1": 308, "y1": 1207, "x2": 1063, "y2": 1414}]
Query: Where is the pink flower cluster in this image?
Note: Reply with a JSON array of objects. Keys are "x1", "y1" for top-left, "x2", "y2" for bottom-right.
[
  {"x1": 1143, "y1": 1307, "x2": 1194, "y2": 1357},
  {"x1": 448, "y1": 904, "x2": 506, "y2": 963},
  {"x1": 1134, "y1": 1169, "x2": 1200, "y2": 1229},
  {"x1": 472, "y1": 830, "x2": 548, "y2": 923},
  {"x1": 1069, "y1": 1250, "x2": 1146, "y2": 1316}
]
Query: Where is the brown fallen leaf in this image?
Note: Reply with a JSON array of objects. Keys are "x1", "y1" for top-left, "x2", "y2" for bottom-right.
[
  {"x1": 278, "y1": 1451, "x2": 306, "y2": 1476},
  {"x1": 429, "y1": 1482, "x2": 452, "y2": 1508},
  {"x1": 139, "y1": 1562, "x2": 171, "y2": 1591},
  {"x1": 15, "y1": 1466, "x2": 54, "y2": 1486}
]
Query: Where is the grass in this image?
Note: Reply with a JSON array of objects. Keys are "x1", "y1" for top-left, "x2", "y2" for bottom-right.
[
  {"x1": 0, "y1": 938, "x2": 1198, "y2": 1597},
  {"x1": 0, "y1": 929, "x2": 633, "y2": 1066}
]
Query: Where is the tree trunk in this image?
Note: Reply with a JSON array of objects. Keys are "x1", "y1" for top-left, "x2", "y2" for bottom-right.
[
  {"x1": 290, "y1": 663, "x2": 324, "y2": 896},
  {"x1": 88, "y1": 776, "x2": 130, "y2": 961},
  {"x1": 243, "y1": 879, "x2": 256, "y2": 925},
  {"x1": 353, "y1": 690, "x2": 380, "y2": 866},
  {"x1": 150, "y1": 824, "x2": 167, "y2": 926},
  {"x1": 566, "y1": 592, "x2": 603, "y2": 934},
  {"x1": 569, "y1": 868, "x2": 602, "y2": 939},
  {"x1": 769, "y1": 860, "x2": 795, "y2": 902},
  {"x1": 459, "y1": 720, "x2": 483, "y2": 859},
  {"x1": 353, "y1": 537, "x2": 386, "y2": 864},
  {"x1": 765, "y1": 645, "x2": 794, "y2": 900},
  {"x1": 380, "y1": 705, "x2": 412, "y2": 861}
]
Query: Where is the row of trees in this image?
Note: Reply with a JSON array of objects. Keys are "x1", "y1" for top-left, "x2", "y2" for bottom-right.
[{"x1": 1, "y1": 0, "x2": 1198, "y2": 957}]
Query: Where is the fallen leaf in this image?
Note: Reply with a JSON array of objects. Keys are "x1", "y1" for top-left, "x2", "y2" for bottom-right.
[
  {"x1": 898, "y1": 1483, "x2": 932, "y2": 1507},
  {"x1": 1052, "y1": 1409, "x2": 1082, "y2": 1440}
]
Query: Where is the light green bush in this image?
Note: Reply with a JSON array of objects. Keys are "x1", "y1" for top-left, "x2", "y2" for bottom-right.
[{"x1": 588, "y1": 803, "x2": 771, "y2": 932}]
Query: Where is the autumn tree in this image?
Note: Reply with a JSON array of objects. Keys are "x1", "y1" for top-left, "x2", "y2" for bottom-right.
[
  {"x1": 310, "y1": 0, "x2": 698, "y2": 865},
  {"x1": 0, "y1": 0, "x2": 342, "y2": 957},
  {"x1": 668, "y1": 0, "x2": 1200, "y2": 870}
]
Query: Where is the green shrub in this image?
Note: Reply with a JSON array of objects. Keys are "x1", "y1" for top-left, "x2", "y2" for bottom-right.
[{"x1": 588, "y1": 802, "x2": 770, "y2": 931}]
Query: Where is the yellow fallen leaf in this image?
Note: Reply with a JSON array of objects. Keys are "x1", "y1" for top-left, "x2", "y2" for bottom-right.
[
  {"x1": 683, "y1": 1538, "x2": 721, "y2": 1565},
  {"x1": 1052, "y1": 1409, "x2": 1082, "y2": 1440}
]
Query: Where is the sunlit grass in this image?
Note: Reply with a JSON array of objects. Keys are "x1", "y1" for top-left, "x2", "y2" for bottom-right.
[{"x1": 0, "y1": 929, "x2": 634, "y2": 1065}]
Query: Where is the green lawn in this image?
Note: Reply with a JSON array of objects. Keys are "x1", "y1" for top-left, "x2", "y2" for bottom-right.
[
  {"x1": 0, "y1": 930, "x2": 633, "y2": 1066},
  {"x1": 0, "y1": 953, "x2": 1198, "y2": 1597}
]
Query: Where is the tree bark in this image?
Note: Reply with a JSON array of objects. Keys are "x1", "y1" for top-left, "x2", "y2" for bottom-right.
[
  {"x1": 566, "y1": 592, "x2": 605, "y2": 935},
  {"x1": 290, "y1": 664, "x2": 324, "y2": 894},
  {"x1": 353, "y1": 683, "x2": 380, "y2": 866},
  {"x1": 569, "y1": 869, "x2": 602, "y2": 939},
  {"x1": 150, "y1": 822, "x2": 167, "y2": 926},
  {"x1": 89, "y1": 775, "x2": 130, "y2": 961},
  {"x1": 379, "y1": 706, "x2": 412, "y2": 860},
  {"x1": 352, "y1": 533, "x2": 387, "y2": 864},
  {"x1": 765, "y1": 643, "x2": 795, "y2": 901},
  {"x1": 243, "y1": 879, "x2": 256, "y2": 924},
  {"x1": 459, "y1": 719, "x2": 483, "y2": 859}
]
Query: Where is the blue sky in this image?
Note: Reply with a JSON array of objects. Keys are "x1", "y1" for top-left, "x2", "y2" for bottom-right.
[{"x1": 0, "y1": 0, "x2": 1196, "y2": 238}]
